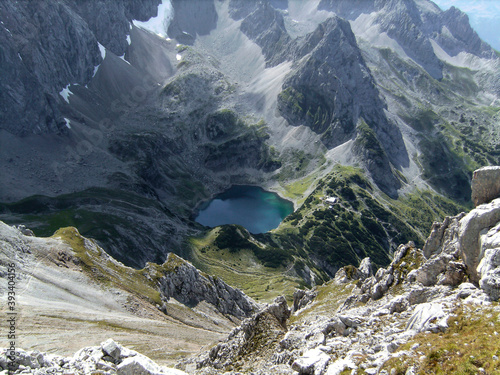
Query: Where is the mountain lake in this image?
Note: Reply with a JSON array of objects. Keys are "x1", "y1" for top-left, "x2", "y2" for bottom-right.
[{"x1": 195, "y1": 185, "x2": 294, "y2": 234}]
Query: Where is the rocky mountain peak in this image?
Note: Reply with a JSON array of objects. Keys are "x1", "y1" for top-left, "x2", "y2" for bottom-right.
[
  {"x1": 233, "y1": 0, "x2": 292, "y2": 66},
  {"x1": 438, "y1": 5, "x2": 497, "y2": 59},
  {"x1": 278, "y1": 13, "x2": 408, "y2": 196}
]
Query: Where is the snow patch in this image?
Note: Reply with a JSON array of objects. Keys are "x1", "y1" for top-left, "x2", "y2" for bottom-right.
[
  {"x1": 98, "y1": 43, "x2": 106, "y2": 60},
  {"x1": 64, "y1": 118, "x2": 71, "y2": 129},
  {"x1": 176, "y1": 53, "x2": 182, "y2": 61},
  {"x1": 126, "y1": 34, "x2": 131, "y2": 45},
  {"x1": 92, "y1": 64, "x2": 100, "y2": 78},
  {"x1": 59, "y1": 84, "x2": 73, "y2": 104},
  {"x1": 118, "y1": 55, "x2": 131, "y2": 65},
  {"x1": 132, "y1": 0, "x2": 173, "y2": 38},
  {"x1": 18, "y1": 53, "x2": 22, "y2": 61}
]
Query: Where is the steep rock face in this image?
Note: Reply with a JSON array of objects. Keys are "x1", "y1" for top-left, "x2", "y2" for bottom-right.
[
  {"x1": 229, "y1": 0, "x2": 291, "y2": 66},
  {"x1": 422, "y1": 201, "x2": 500, "y2": 285},
  {"x1": 0, "y1": 0, "x2": 161, "y2": 136},
  {"x1": 438, "y1": 6, "x2": 497, "y2": 59},
  {"x1": 278, "y1": 16, "x2": 368, "y2": 144},
  {"x1": 374, "y1": 0, "x2": 443, "y2": 79},
  {"x1": 0, "y1": 0, "x2": 100, "y2": 135},
  {"x1": 352, "y1": 119, "x2": 402, "y2": 198},
  {"x1": 477, "y1": 222, "x2": 500, "y2": 301},
  {"x1": 150, "y1": 253, "x2": 259, "y2": 319},
  {"x1": 71, "y1": 0, "x2": 161, "y2": 56},
  {"x1": 167, "y1": 0, "x2": 218, "y2": 45}
]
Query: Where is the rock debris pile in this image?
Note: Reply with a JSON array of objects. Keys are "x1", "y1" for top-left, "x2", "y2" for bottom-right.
[{"x1": 0, "y1": 339, "x2": 186, "y2": 375}]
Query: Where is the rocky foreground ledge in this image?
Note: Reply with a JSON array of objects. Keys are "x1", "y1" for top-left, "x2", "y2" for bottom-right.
[
  {"x1": 180, "y1": 168, "x2": 500, "y2": 374},
  {"x1": 0, "y1": 339, "x2": 186, "y2": 375}
]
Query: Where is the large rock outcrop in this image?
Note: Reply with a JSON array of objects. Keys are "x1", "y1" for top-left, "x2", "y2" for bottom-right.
[
  {"x1": 167, "y1": 0, "x2": 218, "y2": 45},
  {"x1": 277, "y1": 15, "x2": 407, "y2": 197},
  {"x1": 471, "y1": 166, "x2": 500, "y2": 207},
  {"x1": 229, "y1": 0, "x2": 291, "y2": 66},
  {"x1": 417, "y1": 167, "x2": 500, "y2": 298},
  {"x1": 149, "y1": 253, "x2": 259, "y2": 319},
  {"x1": 184, "y1": 296, "x2": 290, "y2": 372}
]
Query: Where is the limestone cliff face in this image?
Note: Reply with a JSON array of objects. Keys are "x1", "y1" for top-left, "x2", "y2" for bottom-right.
[
  {"x1": 421, "y1": 167, "x2": 500, "y2": 296},
  {"x1": 150, "y1": 253, "x2": 259, "y2": 319},
  {"x1": 277, "y1": 16, "x2": 406, "y2": 196},
  {"x1": 374, "y1": 0, "x2": 443, "y2": 80},
  {"x1": 278, "y1": 16, "x2": 370, "y2": 145},
  {"x1": 471, "y1": 166, "x2": 500, "y2": 207},
  {"x1": 229, "y1": 0, "x2": 291, "y2": 66},
  {"x1": 0, "y1": 1, "x2": 99, "y2": 135},
  {"x1": 167, "y1": 0, "x2": 218, "y2": 45}
]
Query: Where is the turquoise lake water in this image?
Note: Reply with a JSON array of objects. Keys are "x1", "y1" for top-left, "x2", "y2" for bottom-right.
[{"x1": 195, "y1": 185, "x2": 294, "y2": 234}]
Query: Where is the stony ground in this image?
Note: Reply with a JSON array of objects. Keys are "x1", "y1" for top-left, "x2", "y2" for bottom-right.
[{"x1": 0, "y1": 222, "x2": 231, "y2": 367}]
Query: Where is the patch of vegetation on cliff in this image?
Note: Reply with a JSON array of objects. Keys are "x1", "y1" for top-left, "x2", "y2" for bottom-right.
[
  {"x1": 52, "y1": 227, "x2": 162, "y2": 305},
  {"x1": 354, "y1": 119, "x2": 387, "y2": 160},
  {"x1": 277, "y1": 86, "x2": 331, "y2": 133},
  {"x1": 278, "y1": 164, "x2": 466, "y2": 276}
]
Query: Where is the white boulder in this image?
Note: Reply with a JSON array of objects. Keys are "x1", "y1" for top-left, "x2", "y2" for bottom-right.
[
  {"x1": 292, "y1": 348, "x2": 331, "y2": 375},
  {"x1": 406, "y1": 303, "x2": 448, "y2": 333}
]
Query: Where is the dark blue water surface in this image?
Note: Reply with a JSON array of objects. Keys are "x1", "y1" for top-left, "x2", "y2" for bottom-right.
[{"x1": 195, "y1": 185, "x2": 294, "y2": 234}]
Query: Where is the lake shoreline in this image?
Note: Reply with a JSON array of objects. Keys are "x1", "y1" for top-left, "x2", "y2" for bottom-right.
[{"x1": 193, "y1": 185, "x2": 294, "y2": 234}]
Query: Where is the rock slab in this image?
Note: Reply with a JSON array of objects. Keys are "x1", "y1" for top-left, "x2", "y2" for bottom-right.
[{"x1": 471, "y1": 166, "x2": 500, "y2": 207}]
